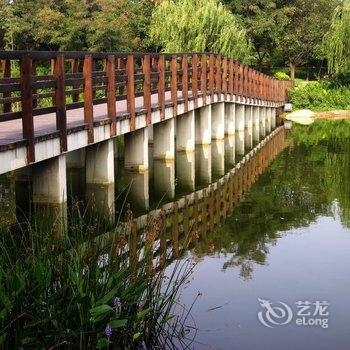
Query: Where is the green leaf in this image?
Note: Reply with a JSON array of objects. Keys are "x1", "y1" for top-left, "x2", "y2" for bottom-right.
[
  {"x1": 90, "y1": 304, "x2": 113, "y2": 322},
  {"x1": 109, "y1": 319, "x2": 127, "y2": 328},
  {"x1": 96, "y1": 338, "x2": 111, "y2": 349},
  {"x1": 133, "y1": 332, "x2": 142, "y2": 341},
  {"x1": 137, "y1": 307, "x2": 151, "y2": 319}
]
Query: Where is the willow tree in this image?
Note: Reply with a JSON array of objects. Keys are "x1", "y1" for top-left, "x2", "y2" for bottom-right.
[
  {"x1": 150, "y1": 0, "x2": 252, "y2": 63},
  {"x1": 325, "y1": 0, "x2": 350, "y2": 74}
]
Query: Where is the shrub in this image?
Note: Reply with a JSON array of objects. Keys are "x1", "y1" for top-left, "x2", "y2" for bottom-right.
[
  {"x1": 290, "y1": 81, "x2": 350, "y2": 111},
  {"x1": 274, "y1": 71, "x2": 290, "y2": 81}
]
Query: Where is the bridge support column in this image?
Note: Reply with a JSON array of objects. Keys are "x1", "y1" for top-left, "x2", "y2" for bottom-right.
[
  {"x1": 245, "y1": 105, "x2": 253, "y2": 149},
  {"x1": 271, "y1": 107, "x2": 276, "y2": 129},
  {"x1": 195, "y1": 105, "x2": 211, "y2": 145},
  {"x1": 259, "y1": 107, "x2": 266, "y2": 138},
  {"x1": 211, "y1": 102, "x2": 225, "y2": 140},
  {"x1": 235, "y1": 104, "x2": 245, "y2": 155},
  {"x1": 176, "y1": 110, "x2": 195, "y2": 152},
  {"x1": 124, "y1": 127, "x2": 149, "y2": 211},
  {"x1": 252, "y1": 106, "x2": 260, "y2": 143},
  {"x1": 176, "y1": 152, "x2": 195, "y2": 192},
  {"x1": 125, "y1": 127, "x2": 148, "y2": 172},
  {"x1": 212, "y1": 140, "x2": 225, "y2": 178},
  {"x1": 32, "y1": 155, "x2": 67, "y2": 234},
  {"x1": 266, "y1": 107, "x2": 272, "y2": 133},
  {"x1": 225, "y1": 134, "x2": 236, "y2": 167},
  {"x1": 86, "y1": 139, "x2": 115, "y2": 223},
  {"x1": 66, "y1": 149, "x2": 86, "y2": 201},
  {"x1": 154, "y1": 119, "x2": 175, "y2": 160},
  {"x1": 225, "y1": 103, "x2": 235, "y2": 135},
  {"x1": 195, "y1": 144, "x2": 212, "y2": 185}
]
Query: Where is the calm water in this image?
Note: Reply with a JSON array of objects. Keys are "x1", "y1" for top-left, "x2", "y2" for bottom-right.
[{"x1": 166, "y1": 131, "x2": 350, "y2": 349}]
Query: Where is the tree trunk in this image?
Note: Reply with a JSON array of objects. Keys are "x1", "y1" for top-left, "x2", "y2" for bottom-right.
[{"x1": 289, "y1": 63, "x2": 296, "y2": 81}]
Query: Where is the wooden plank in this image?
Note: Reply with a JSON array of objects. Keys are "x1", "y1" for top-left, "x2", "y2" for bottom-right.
[
  {"x1": 126, "y1": 55, "x2": 136, "y2": 130},
  {"x1": 20, "y1": 55, "x2": 35, "y2": 163},
  {"x1": 228, "y1": 59, "x2": 234, "y2": 100},
  {"x1": 234, "y1": 61, "x2": 239, "y2": 96},
  {"x1": 170, "y1": 55, "x2": 178, "y2": 117},
  {"x1": 83, "y1": 55, "x2": 94, "y2": 143},
  {"x1": 1, "y1": 59, "x2": 11, "y2": 113},
  {"x1": 106, "y1": 54, "x2": 116, "y2": 136},
  {"x1": 182, "y1": 54, "x2": 188, "y2": 112},
  {"x1": 158, "y1": 55, "x2": 165, "y2": 120},
  {"x1": 201, "y1": 54, "x2": 207, "y2": 105},
  {"x1": 192, "y1": 54, "x2": 198, "y2": 108},
  {"x1": 53, "y1": 54, "x2": 67, "y2": 152},
  {"x1": 143, "y1": 55, "x2": 152, "y2": 123}
]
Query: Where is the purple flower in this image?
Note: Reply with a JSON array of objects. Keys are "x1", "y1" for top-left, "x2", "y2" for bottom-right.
[
  {"x1": 104, "y1": 325, "x2": 112, "y2": 337},
  {"x1": 114, "y1": 297, "x2": 122, "y2": 308}
]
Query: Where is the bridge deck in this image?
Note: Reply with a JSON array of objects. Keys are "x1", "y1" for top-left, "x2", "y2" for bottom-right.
[{"x1": 0, "y1": 92, "x2": 180, "y2": 146}]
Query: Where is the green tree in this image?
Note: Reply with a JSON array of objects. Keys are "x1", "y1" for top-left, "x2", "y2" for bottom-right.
[
  {"x1": 276, "y1": 0, "x2": 336, "y2": 80},
  {"x1": 150, "y1": 0, "x2": 252, "y2": 63},
  {"x1": 324, "y1": 0, "x2": 350, "y2": 74}
]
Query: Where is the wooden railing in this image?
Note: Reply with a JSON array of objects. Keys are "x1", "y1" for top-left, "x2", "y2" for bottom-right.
[{"x1": 0, "y1": 51, "x2": 292, "y2": 163}]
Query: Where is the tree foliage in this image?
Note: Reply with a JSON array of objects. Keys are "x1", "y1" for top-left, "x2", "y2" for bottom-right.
[
  {"x1": 324, "y1": 0, "x2": 350, "y2": 74},
  {"x1": 150, "y1": 0, "x2": 252, "y2": 63}
]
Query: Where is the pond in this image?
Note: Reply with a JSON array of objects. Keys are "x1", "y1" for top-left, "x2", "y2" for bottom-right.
[{"x1": 165, "y1": 121, "x2": 350, "y2": 349}]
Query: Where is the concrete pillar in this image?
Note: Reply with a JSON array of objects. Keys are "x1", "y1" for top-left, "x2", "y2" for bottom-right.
[
  {"x1": 176, "y1": 110, "x2": 195, "y2": 152},
  {"x1": 225, "y1": 134, "x2": 236, "y2": 168},
  {"x1": 124, "y1": 127, "x2": 148, "y2": 172},
  {"x1": 124, "y1": 171, "x2": 149, "y2": 212},
  {"x1": 225, "y1": 103, "x2": 235, "y2": 135},
  {"x1": 148, "y1": 125, "x2": 154, "y2": 144},
  {"x1": 211, "y1": 102, "x2": 225, "y2": 140},
  {"x1": 235, "y1": 104, "x2": 245, "y2": 132},
  {"x1": 236, "y1": 131, "x2": 245, "y2": 156},
  {"x1": 244, "y1": 105, "x2": 253, "y2": 130},
  {"x1": 195, "y1": 144, "x2": 212, "y2": 185},
  {"x1": 259, "y1": 107, "x2": 266, "y2": 138},
  {"x1": 0, "y1": 173, "x2": 16, "y2": 229},
  {"x1": 176, "y1": 151, "x2": 195, "y2": 193},
  {"x1": 245, "y1": 128, "x2": 253, "y2": 151},
  {"x1": 195, "y1": 105, "x2": 211, "y2": 145},
  {"x1": 153, "y1": 119, "x2": 175, "y2": 160},
  {"x1": 66, "y1": 149, "x2": 85, "y2": 201},
  {"x1": 15, "y1": 167, "x2": 32, "y2": 221},
  {"x1": 212, "y1": 140, "x2": 225, "y2": 179},
  {"x1": 32, "y1": 155, "x2": 67, "y2": 231},
  {"x1": 252, "y1": 106, "x2": 260, "y2": 143},
  {"x1": 153, "y1": 160, "x2": 175, "y2": 201},
  {"x1": 266, "y1": 107, "x2": 272, "y2": 133},
  {"x1": 86, "y1": 139, "x2": 115, "y2": 222},
  {"x1": 271, "y1": 107, "x2": 276, "y2": 129}
]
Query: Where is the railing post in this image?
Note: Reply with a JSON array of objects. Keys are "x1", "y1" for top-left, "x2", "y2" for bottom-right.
[
  {"x1": 209, "y1": 54, "x2": 215, "y2": 102},
  {"x1": 228, "y1": 59, "x2": 234, "y2": 100},
  {"x1": 192, "y1": 54, "x2": 198, "y2": 108},
  {"x1": 234, "y1": 61, "x2": 239, "y2": 97},
  {"x1": 170, "y1": 55, "x2": 178, "y2": 117},
  {"x1": 83, "y1": 55, "x2": 94, "y2": 143},
  {"x1": 53, "y1": 54, "x2": 67, "y2": 152},
  {"x1": 1, "y1": 59, "x2": 11, "y2": 113},
  {"x1": 32, "y1": 60, "x2": 38, "y2": 109},
  {"x1": 106, "y1": 54, "x2": 116, "y2": 136},
  {"x1": 158, "y1": 54, "x2": 165, "y2": 120},
  {"x1": 200, "y1": 54, "x2": 207, "y2": 105},
  {"x1": 222, "y1": 57, "x2": 228, "y2": 100},
  {"x1": 182, "y1": 54, "x2": 188, "y2": 112},
  {"x1": 143, "y1": 54, "x2": 152, "y2": 123},
  {"x1": 126, "y1": 54, "x2": 136, "y2": 130},
  {"x1": 20, "y1": 55, "x2": 35, "y2": 163},
  {"x1": 216, "y1": 55, "x2": 222, "y2": 100}
]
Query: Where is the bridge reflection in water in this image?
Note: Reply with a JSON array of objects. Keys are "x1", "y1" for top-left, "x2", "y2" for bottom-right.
[{"x1": 123, "y1": 126, "x2": 287, "y2": 271}]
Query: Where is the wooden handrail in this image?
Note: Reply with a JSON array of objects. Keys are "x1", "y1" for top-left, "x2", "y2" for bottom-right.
[{"x1": 0, "y1": 51, "x2": 292, "y2": 164}]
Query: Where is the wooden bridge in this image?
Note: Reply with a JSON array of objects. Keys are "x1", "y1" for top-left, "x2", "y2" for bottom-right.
[{"x1": 0, "y1": 51, "x2": 291, "y2": 224}]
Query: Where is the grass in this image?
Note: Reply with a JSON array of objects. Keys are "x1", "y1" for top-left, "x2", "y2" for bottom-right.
[{"x1": 0, "y1": 200, "x2": 196, "y2": 349}]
